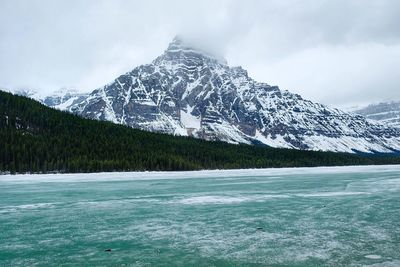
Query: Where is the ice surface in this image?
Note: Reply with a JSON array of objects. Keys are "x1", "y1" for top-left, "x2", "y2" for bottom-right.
[
  {"x1": 365, "y1": 255, "x2": 382, "y2": 259},
  {"x1": 2, "y1": 164, "x2": 400, "y2": 183},
  {"x1": 1, "y1": 165, "x2": 400, "y2": 266},
  {"x1": 177, "y1": 195, "x2": 249, "y2": 205}
]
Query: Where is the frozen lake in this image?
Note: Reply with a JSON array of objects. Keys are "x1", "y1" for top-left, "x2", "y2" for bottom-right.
[{"x1": 1, "y1": 165, "x2": 400, "y2": 266}]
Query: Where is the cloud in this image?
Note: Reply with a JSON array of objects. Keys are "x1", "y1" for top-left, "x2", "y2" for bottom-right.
[
  {"x1": 0, "y1": 0, "x2": 399, "y2": 106},
  {"x1": 242, "y1": 43, "x2": 400, "y2": 107}
]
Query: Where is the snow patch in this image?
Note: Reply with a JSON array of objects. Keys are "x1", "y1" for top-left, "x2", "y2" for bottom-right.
[
  {"x1": 180, "y1": 106, "x2": 201, "y2": 130},
  {"x1": 364, "y1": 254, "x2": 382, "y2": 260}
]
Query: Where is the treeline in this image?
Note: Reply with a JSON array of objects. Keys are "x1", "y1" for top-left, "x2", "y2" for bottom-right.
[{"x1": 0, "y1": 90, "x2": 399, "y2": 174}]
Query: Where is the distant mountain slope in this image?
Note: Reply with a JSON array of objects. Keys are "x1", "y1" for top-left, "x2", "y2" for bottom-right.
[
  {"x1": 1, "y1": 90, "x2": 399, "y2": 173},
  {"x1": 15, "y1": 88, "x2": 89, "y2": 110},
  {"x1": 351, "y1": 101, "x2": 400, "y2": 128}
]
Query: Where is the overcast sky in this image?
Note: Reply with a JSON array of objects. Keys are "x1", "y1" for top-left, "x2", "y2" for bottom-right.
[{"x1": 1, "y1": 0, "x2": 399, "y2": 107}]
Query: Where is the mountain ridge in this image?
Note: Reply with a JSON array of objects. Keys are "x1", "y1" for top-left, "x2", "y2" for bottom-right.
[
  {"x1": 5, "y1": 90, "x2": 400, "y2": 173},
  {"x1": 16, "y1": 37, "x2": 400, "y2": 154},
  {"x1": 349, "y1": 101, "x2": 400, "y2": 128}
]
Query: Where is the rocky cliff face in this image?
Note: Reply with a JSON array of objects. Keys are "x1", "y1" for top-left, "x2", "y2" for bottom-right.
[
  {"x1": 351, "y1": 101, "x2": 400, "y2": 129},
  {"x1": 27, "y1": 37, "x2": 400, "y2": 153}
]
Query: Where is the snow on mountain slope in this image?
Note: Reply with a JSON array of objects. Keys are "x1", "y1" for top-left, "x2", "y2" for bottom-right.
[
  {"x1": 42, "y1": 88, "x2": 89, "y2": 111},
  {"x1": 14, "y1": 88, "x2": 45, "y2": 100},
  {"x1": 350, "y1": 101, "x2": 400, "y2": 129},
  {"x1": 40, "y1": 37, "x2": 400, "y2": 153},
  {"x1": 14, "y1": 88, "x2": 89, "y2": 111}
]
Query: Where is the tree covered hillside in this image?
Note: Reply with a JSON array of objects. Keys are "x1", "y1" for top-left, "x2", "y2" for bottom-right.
[{"x1": 0, "y1": 90, "x2": 399, "y2": 173}]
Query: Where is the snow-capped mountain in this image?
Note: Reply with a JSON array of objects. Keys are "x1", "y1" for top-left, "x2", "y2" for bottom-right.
[
  {"x1": 27, "y1": 37, "x2": 400, "y2": 153},
  {"x1": 41, "y1": 88, "x2": 89, "y2": 110},
  {"x1": 350, "y1": 101, "x2": 400, "y2": 129},
  {"x1": 14, "y1": 88, "x2": 43, "y2": 99},
  {"x1": 15, "y1": 88, "x2": 88, "y2": 110}
]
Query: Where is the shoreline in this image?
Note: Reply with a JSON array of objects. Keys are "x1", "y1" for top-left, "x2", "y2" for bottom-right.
[{"x1": 1, "y1": 164, "x2": 400, "y2": 183}]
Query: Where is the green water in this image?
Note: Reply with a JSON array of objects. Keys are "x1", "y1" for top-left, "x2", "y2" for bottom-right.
[{"x1": 1, "y1": 166, "x2": 399, "y2": 266}]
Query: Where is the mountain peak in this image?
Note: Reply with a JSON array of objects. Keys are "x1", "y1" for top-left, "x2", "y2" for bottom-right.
[{"x1": 159, "y1": 35, "x2": 227, "y2": 65}]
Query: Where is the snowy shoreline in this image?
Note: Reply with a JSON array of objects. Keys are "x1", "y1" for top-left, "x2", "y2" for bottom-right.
[{"x1": 1, "y1": 164, "x2": 400, "y2": 183}]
